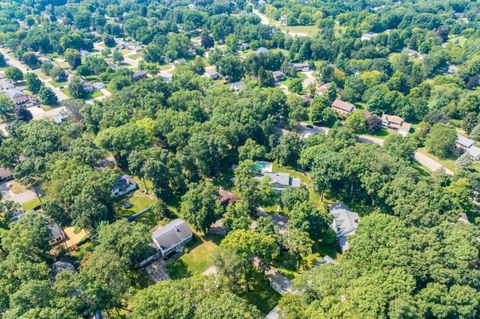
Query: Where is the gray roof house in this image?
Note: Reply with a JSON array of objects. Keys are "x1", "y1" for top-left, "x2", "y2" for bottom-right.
[
  {"x1": 256, "y1": 47, "x2": 269, "y2": 55},
  {"x1": 272, "y1": 70, "x2": 286, "y2": 82},
  {"x1": 467, "y1": 145, "x2": 480, "y2": 161},
  {"x1": 152, "y1": 219, "x2": 193, "y2": 257},
  {"x1": 231, "y1": 81, "x2": 245, "y2": 92},
  {"x1": 266, "y1": 268, "x2": 293, "y2": 295},
  {"x1": 329, "y1": 203, "x2": 359, "y2": 253},
  {"x1": 456, "y1": 135, "x2": 475, "y2": 151},
  {"x1": 111, "y1": 175, "x2": 137, "y2": 197},
  {"x1": 132, "y1": 71, "x2": 147, "y2": 82},
  {"x1": 255, "y1": 172, "x2": 301, "y2": 191}
]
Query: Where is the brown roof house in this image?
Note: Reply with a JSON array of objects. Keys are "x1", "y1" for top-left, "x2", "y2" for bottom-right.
[
  {"x1": 381, "y1": 114, "x2": 411, "y2": 136},
  {"x1": 331, "y1": 99, "x2": 355, "y2": 114}
]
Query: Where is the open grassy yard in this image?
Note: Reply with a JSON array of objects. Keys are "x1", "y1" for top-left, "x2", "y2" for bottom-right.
[
  {"x1": 84, "y1": 90, "x2": 104, "y2": 99},
  {"x1": 114, "y1": 191, "x2": 157, "y2": 219},
  {"x1": 280, "y1": 24, "x2": 318, "y2": 36},
  {"x1": 49, "y1": 80, "x2": 67, "y2": 88},
  {"x1": 21, "y1": 197, "x2": 42, "y2": 211},
  {"x1": 167, "y1": 235, "x2": 219, "y2": 279}
]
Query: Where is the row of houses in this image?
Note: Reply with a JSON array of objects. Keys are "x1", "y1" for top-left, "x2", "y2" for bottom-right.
[
  {"x1": 1, "y1": 77, "x2": 40, "y2": 108},
  {"x1": 456, "y1": 135, "x2": 480, "y2": 161},
  {"x1": 330, "y1": 98, "x2": 412, "y2": 136}
]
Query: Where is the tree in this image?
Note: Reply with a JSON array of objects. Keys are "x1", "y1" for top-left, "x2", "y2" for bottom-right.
[
  {"x1": 238, "y1": 138, "x2": 267, "y2": 161},
  {"x1": 95, "y1": 220, "x2": 151, "y2": 267},
  {"x1": 287, "y1": 201, "x2": 331, "y2": 241},
  {"x1": 345, "y1": 111, "x2": 366, "y2": 133},
  {"x1": 112, "y1": 50, "x2": 124, "y2": 63},
  {"x1": 201, "y1": 33, "x2": 215, "y2": 49},
  {"x1": 342, "y1": 76, "x2": 365, "y2": 102},
  {"x1": 15, "y1": 107, "x2": 32, "y2": 122},
  {"x1": 39, "y1": 87, "x2": 58, "y2": 105},
  {"x1": 5, "y1": 67, "x2": 23, "y2": 82},
  {"x1": 282, "y1": 228, "x2": 313, "y2": 270},
  {"x1": 50, "y1": 67, "x2": 67, "y2": 82},
  {"x1": 0, "y1": 94, "x2": 15, "y2": 121},
  {"x1": 462, "y1": 112, "x2": 477, "y2": 134},
  {"x1": 191, "y1": 56, "x2": 205, "y2": 75},
  {"x1": 68, "y1": 76, "x2": 85, "y2": 99},
  {"x1": 384, "y1": 135, "x2": 416, "y2": 162},
  {"x1": 194, "y1": 292, "x2": 262, "y2": 319},
  {"x1": 21, "y1": 51, "x2": 40, "y2": 68},
  {"x1": 281, "y1": 186, "x2": 309, "y2": 211},
  {"x1": 366, "y1": 115, "x2": 383, "y2": 133},
  {"x1": 216, "y1": 54, "x2": 244, "y2": 82},
  {"x1": 425, "y1": 123, "x2": 457, "y2": 158},
  {"x1": 180, "y1": 181, "x2": 223, "y2": 232},
  {"x1": 309, "y1": 95, "x2": 335, "y2": 125},
  {"x1": 64, "y1": 49, "x2": 82, "y2": 68},
  {"x1": 274, "y1": 133, "x2": 302, "y2": 167},
  {"x1": 288, "y1": 78, "x2": 303, "y2": 94},
  {"x1": 0, "y1": 53, "x2": 5, "y2": 67},
  {"x1": 25, "y1": 72, "x2": 43, "y2": 94}
]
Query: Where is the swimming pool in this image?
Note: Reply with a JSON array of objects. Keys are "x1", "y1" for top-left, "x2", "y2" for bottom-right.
[{"x1": 255, "y1": 161, "x2": 272, "y2": 173}]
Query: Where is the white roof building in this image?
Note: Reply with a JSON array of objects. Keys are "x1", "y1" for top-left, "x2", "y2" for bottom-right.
[{"x1": 329, "y1": 203, "x2": 359, "y2": 253}]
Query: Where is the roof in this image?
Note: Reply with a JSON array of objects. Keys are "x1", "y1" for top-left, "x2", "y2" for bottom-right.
[
  {"x1": 152, "y1": 219, "x2": 193, "y2": 251},
  {"x1": 218, "y1": 188, "x2": 237, "y2": 205},
  {"x1": 382, "y1": 114, "x2": 404, "y2": 125},
  {"x1": 231, "y1": 81, "x2": 244, "y2": 91},
  {"x1": 329, "y1": 202, "x2": 359, "y2": 238},
  {"x1": 0, "y1": 167, "x2": 12, "y2": 179},
  {"x1": 315, "y1": 255, "x2": 338, "y2": 267},
  {"x1": 457, "y1": 135, "x2": 475, "y2": 149},
  {"x1": 256, "y1": 47, "x2": 269, "y2": 54},
  {"x1": 272, "y1": 71, "x2": 285, "y2": 78},
  {"x1": 52, "y1": 261, "x2": 76, "y2": 277},
  {"x1": 332, "y1": 99, "x2": 355, "y2": 113},
  {"x1": 317, "y1": 82, "x2": 332, "y2": 94},
  {"x1": 467, "y1": 145, "x2": 480, "y2": 158},
  {"x1": 6, "y1": 88, "x2": 25, "y2": 98}
]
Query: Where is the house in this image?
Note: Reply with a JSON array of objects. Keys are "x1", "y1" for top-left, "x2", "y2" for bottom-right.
[
  {"x1": 447, "y1": 65, "x2": 459, "y2": 75},
  {"x1": 467, "y1": 146, "x2": 480, "y2": 161},
  {"x1": 151, "y1": 219, "x2": 193, "y2": 257},
  {"x1": 6, "y1": 89, "x2": 30, "y2": 106},
  {"x1": 203, "y1": 66, "x2": 220, "y2": 80},
  {"x1": 255, "y1": 172, "x2": 301, "y2": 191},
  {"x1": 456, "y1": 135, "x2": 475, "y2": 152},
  {"x1": 291, "y1": 63, "x2": 310, "y2": 72},
  {"x1": 160, "y1": 72, "x2": 173, "y2": 82},
  {"x1": 317, "y1": 82, "x2": 332, "y2": 95},
  {"x1": 93, "y1": 82, "x2": 105, "y2": 91},
  {"x1": 217, "y1": 188, "x2": 237, "y2": 206},
  {"x1": 0, "y1": 167, "x2": 12, "y2": 181},
  {"x1": 238, "y1": 42, "x2": 249, "y2": 51},
  {"x1": 381, "y1": 114, "x2": 411, "y2": 136},
  {"x1": 51, "y1": 260, "x2": 76, "y2": 279},
  {"x1": 331, "y1": 99, "x2": 355, "y2": 114},
  {"x1": 0, "y1": 78, "x2": 14, "y2": 92},
  {"x1": 266, "y1": 269, "x2": 293, "y2": 295},
  {"x1": 231, "y1": 81, "x2": 245, "y2": 92},
  {"x1": 315, "y1": 255, "x2": 337, "y2": 267},
  {"x1": 361, "y1": 32, "x2": 379, "y2": 41},
  {"x1": 256, "y1": 47, "x2": 269, "y2": 55},
  {"x1": 48, "y1": 223, "x2": 66, "y2": 246},
  {"x1": 132, "y1": 70, "x2": 147, "y2": 81},
  {"x1": 82, "y1": 81, "x2": 96, "y2": 93},
  {"x1": 265, "y1": 306, "x2": 281, "y2": 319},
  {"x1": 111, "y1": 175, "x2": 137, "y2": 197},
  {"x1": 272, "y1": 71, "x2": 286, "y2": 82},
  {"x1": 329, "y1": 202, "x2": 359, "y2": 253}
]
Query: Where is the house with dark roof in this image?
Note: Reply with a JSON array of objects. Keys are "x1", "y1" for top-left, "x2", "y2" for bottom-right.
[
  {"x1": 111, "y1": 175, "x2": 137, "y2": 197},
  {"x1": 331, "y1": 99, "x2": 355, "y2": 114},
  {"x1": 329, "y1": 203, "x2": 359, "y2": 253},
  {"x1": 132, "y1": 71, "x2": 147, "y2": 82},
  {"x1": 151, "y1": 219, "x2": 193, "y2": 257},
  {"x1": 217, "y1": 188, "x2": 237, "y2": 206},
  {"x1": 272, "y1": 70, "x2": 286, "y2": 82},
  {"x1": 48, "y1": 223, "x2": 66, "y2": 246}
]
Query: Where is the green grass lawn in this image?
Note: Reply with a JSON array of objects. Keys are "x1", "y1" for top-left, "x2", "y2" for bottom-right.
[
  {"x1": 167, "y1": 235, "x2": 219, "y2": 279},
  {"x1": 84, "y1": 90, "x2": 104, "y2": 99},
  {"x1": 60, "y1": 88, "x2": 72, "y2": 98},
  {"x1": 114, "y1": 191, "x2": 157, "y2": 219},
  {"x1": 21, "y1": 197, "x2": 42, "y2": 211},
  {"x1": 280, "y1": 25, "x2": 318, "y2": 36},
  {"x1": 417, "y1": 147, "x2": 457, "y2": 172},
  {"x1": 127, "y1": 53, "x2": 142, "y2": 60},
  {"x1": 49, "y1": 80, "x2": 67, "y2": 88}
]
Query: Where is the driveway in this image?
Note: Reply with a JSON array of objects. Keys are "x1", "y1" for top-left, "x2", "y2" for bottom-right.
[
  {"x1": 0, "y1": 181, "x2": 41, "y2": 204},
  {"x1": 415, "y1": 153, "x2": 453, "y2": 175}
]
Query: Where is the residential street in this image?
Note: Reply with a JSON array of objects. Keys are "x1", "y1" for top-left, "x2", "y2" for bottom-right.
[{"x1": 0, "y1": 48, "x2": 70, "y2": 101}]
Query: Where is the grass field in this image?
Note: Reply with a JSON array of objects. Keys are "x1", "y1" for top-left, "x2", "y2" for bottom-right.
[
  {"x1": 21, "y1": 197, "x2": 42, "y2": 211},
  {"x1": 167, "y1": 235, "x2": 219, "y2": 279},
  {"x1": 114, "y1": 191, "x2": 157, "y2": 219}
]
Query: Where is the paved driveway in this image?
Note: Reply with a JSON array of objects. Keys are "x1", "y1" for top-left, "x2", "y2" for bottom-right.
[{"x1": 0, "y1": 182, "x2": 41, "y2": 204}]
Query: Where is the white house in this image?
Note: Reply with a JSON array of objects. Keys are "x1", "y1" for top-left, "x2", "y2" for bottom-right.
[
  {"x1": 255, "y1": 172, "x2": 301, "y2": 191},
  {"x1": 152, "y1": 219, "x2": 193, "y2": 257},
  {"x1": 111, "y1": 175, "x2": 137, "y2": 197},
  {"x1": 329, "y1": 203, "x2": 359, "y2": 253}
]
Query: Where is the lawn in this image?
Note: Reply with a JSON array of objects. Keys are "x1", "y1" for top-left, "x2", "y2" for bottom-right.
[
  {"x1": 60, "y1": 88, "x2": 72, "y2": 98},
  {"x1": 280, "y1": 25, "x2": 318, "y2": 36},
  {"x1": 167, "y1": 235, "x2": 219, "y2": 279},
  {"x1": 49, "y1": 80, "x2": 67, "y2": 88},
  {"x1": 114, "y1": 191, "x2": 157, "y2": 219},
  {"x1": 84, "y1": 90, "x2": 104, "y2": 99},
  {"x1": 417, "y1": 147, "x2": 457, "y2": 172},
  {"x1": 127, "y1": 53, "x2": 142, "y2": 60},
  {"x1": 21, "y1": 197, "x2": 42, "y2": 211}
]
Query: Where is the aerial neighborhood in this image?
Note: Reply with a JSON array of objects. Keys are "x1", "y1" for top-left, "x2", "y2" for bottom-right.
[{"x1": 1, "y1": 0, "x2": 480, "y2": 318}]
